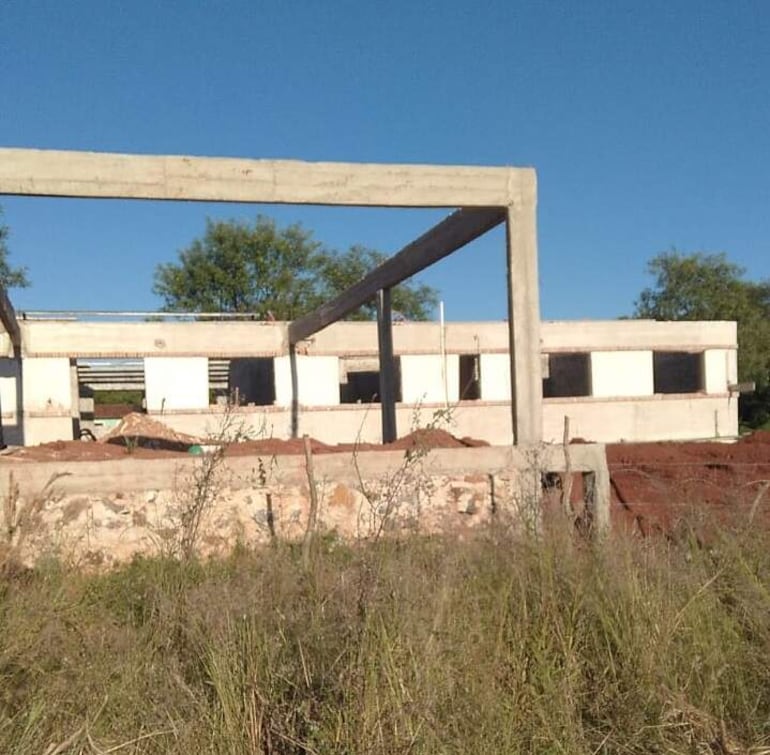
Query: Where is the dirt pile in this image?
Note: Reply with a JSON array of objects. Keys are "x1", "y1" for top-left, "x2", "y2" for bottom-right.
[{"x1": 99, "y1": 412, "x2": 201, "y2": 452}]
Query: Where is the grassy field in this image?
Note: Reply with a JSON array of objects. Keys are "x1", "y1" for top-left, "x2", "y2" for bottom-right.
[{"x1": 0, "y1": 519, "x2": 768, "y2": 754}]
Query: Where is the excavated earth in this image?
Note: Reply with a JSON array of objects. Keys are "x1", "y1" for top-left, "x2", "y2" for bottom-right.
[{"x1": 3, "y1": 413, "x2": 770, "y2": 533}]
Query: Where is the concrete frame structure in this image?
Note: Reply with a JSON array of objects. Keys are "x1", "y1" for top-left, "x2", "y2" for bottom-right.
[{"x1": 0, "y1": 147, "x2": 542, "y2": 446}]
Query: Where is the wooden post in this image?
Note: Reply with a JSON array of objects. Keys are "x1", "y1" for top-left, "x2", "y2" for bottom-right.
[
  {"x1": 301, "y1": 434, "x2": 319, "y2": 570},
  {"x1": 289, "y1": 344, "x2": 299, "y2": 438},
  {"x1": 377, "y1": 288, "x2": 397, "y2": 444}
]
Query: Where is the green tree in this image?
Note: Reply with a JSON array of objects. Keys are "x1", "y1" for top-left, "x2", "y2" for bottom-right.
[
  {"x1": 154, "y1": 216, "x2": 438, "y2": 321},
  {"x1": 0, "y1": 207, "x2": 30, "y2": 290},
  {"x1": 316, "y1": 244, "x2": 439, "y2": 321},
  {"x1": 635, "y1": 250, "x2": 770, "y2": 426}
]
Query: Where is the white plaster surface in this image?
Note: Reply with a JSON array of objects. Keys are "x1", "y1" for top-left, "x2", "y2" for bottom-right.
[
  {"x1": 274, "y1": 355, "x2": 339, "y2": 407},
  {"x1": 0, "y1": 358, "x2": 19, "y2": 421},
  {"x1": 703, "y1": 348, "x2": 740, "y2": 394},
  {"x1": 145, "y1": 357, "x2": 209, "y2": 411},
  {"x1": 590, "y1": 351, "x2": 653, "y2": 398},
  {"x1": 22, "y1": 357, "x2": 73, "y2": 412},
  {"x1": 543, "y1": 395, "x2": 738, "y2": 443},
  {"x1": 400, "y1": 354, "x2": 459, "y2": 405},
  {"x1": 479, "y1": 354, "x2": 512, "y2": 401}
]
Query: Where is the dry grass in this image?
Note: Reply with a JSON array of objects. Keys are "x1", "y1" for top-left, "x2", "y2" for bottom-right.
[{"x1": 0, "y1": 518, "x2": 768, "y2": 753}]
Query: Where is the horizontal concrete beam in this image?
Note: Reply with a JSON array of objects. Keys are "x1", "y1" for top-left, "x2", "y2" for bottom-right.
[
  {"x1": 0, "y1": 148, "x2": 530, "y2": 208},
  {"x1": 20, "y1": 320, "x2": 288, "y2": 358},
  {"x1": 12, "y1": 319, "x2": 739, "y2": 360},
  {"x1": 541, "y1": 320, "x2": 738, "y2": 352},
  {"x1": 289, "y1": 208, "x2": 506, "y2": 344}
]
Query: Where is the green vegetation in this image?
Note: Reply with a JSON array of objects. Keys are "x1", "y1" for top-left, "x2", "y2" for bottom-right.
[
  {"x1": 0, "y1": 524, "x2": 768, "y2": 753},
  {"x1": 635, "y1": 251, "x2": 770, "y2": 427},
  {"x1": 0, "y1": 206, "x2": 30, "y2": 290},
  {"x1": 92, "y1": 389, "x2": 143, "y2": 406},
  {"x1": 153, "y1": 216, "x2": 438, "y2": 321}
]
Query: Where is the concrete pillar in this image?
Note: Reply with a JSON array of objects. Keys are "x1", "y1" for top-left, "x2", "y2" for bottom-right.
[
  {"x1": 145, "y1": 357, "x2": 209, "y2": 412},
  {"x1": 377, "y1": 288, "x2": 397, "y2": 443},
  {"x1": 505, "y1": 183, "x2": 542, "y2": 444}
]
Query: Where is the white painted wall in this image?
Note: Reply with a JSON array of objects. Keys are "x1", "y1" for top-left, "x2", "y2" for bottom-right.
[
  {"x1": 400, "y1": 354, "x2": 459, "y2": 405},
  {"x1": 479, "y1": 354, "x2": 511, "y2": 401},
  {"x1": 0, "y1": 358, "x2": 19, "y2": 421},
  {"x1": 23, "y1": 358, "x2": 73, "y2": 413},
  {"x1": 274, "y1": 355, "x2": 339, "y2": 407},
  {"x1": 704, "y1": 349, "x2": 732, "y2": 394},
  {"x1": 590, "y1": 351, "x2": 654, "y2": 398},
  {"x1": 543, "y1": 395, "x2": 738, "y2": 443},
  {"x1": 145, "y1": 357, "x2": 209, "y2": 411}
]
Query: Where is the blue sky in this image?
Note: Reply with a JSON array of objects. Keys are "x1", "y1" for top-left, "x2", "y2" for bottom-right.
[{"x1": 1, "y1": 0, "x2": 768, "y2": 320}]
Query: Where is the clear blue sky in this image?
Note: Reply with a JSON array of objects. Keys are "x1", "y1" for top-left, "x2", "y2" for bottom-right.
[{"x1": 1, "y1": 0, "x2": 768, "y2": 320}]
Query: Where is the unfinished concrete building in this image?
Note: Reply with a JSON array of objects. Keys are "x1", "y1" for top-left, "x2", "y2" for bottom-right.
[
  {"x1": 0, "y1": 315, "x2": 738, "y2": 448},
  {"x1": 0, "y1": 148, "x2": 746, "y2": 557},
  {"x1": 0, "y1": 148, "x2": 739, "y2": 449}
]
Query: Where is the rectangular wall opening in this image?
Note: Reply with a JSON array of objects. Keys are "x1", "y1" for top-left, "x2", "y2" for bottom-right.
[
  {"x1": 542, "y1": 353, "x2": 592, "y2": 398},
  {"x1": 227, "y1": 358, "x2": 276, "y2": 405},
  {"x1": 459, "y1": 354, "x2": 481, "y2": 400},
  {"x1": 76, "y1": 358, "x2": 146, "y2": 436},
  {"x1": 340, "y1": 357, "x2": 402, "y2": 404},
  {"x1": 653, "y1": 351, "x2": 705, "y2": 394}
]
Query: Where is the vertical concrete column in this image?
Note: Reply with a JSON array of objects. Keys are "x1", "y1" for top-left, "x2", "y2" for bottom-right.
[
  {"x1": 505, "y1": 172, "x2": 543, "y2": 444},
  {"x1": 377, "y1": 288, "x2": 397, "y2": 443}
]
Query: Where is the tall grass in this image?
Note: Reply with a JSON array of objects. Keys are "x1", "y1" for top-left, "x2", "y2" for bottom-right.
[{"x1": 0, "y1": 521, "x2": 768, "y2": 753}]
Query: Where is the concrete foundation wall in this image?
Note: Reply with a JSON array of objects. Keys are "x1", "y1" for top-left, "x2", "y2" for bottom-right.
[{"x1": 0, "y1": 442, "x2": 609, "y2": 567}]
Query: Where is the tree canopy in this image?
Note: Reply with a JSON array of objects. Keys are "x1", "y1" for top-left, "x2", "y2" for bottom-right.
[
  {"x1": 0, "y1": 207, "x2": 30, "y2": 290},
  {"x1": 153, "y1": 216, "x2": 438, "y2": 321},
  {"x1": 634, "y1": 251, "x2": 770, "y2": 426}
]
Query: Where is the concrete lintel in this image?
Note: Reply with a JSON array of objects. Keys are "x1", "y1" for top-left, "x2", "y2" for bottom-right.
[
  {"x1": 20, "y1": 320, "x2": 287, "y2": 358},
  {"x1": 0, "y1": 148, "x2": 530, "y2": 208},
  {"x1": 289, "y1": 207, "x2": 505, "y2": 344}
]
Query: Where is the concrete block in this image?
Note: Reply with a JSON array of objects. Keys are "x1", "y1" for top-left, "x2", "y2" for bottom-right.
[
  {"x1": 591, "y1": 351, "x2": 653, "y2": 398},
  {"x1": 145, "y1": 357, "x2": 209, "y2": 411}
]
